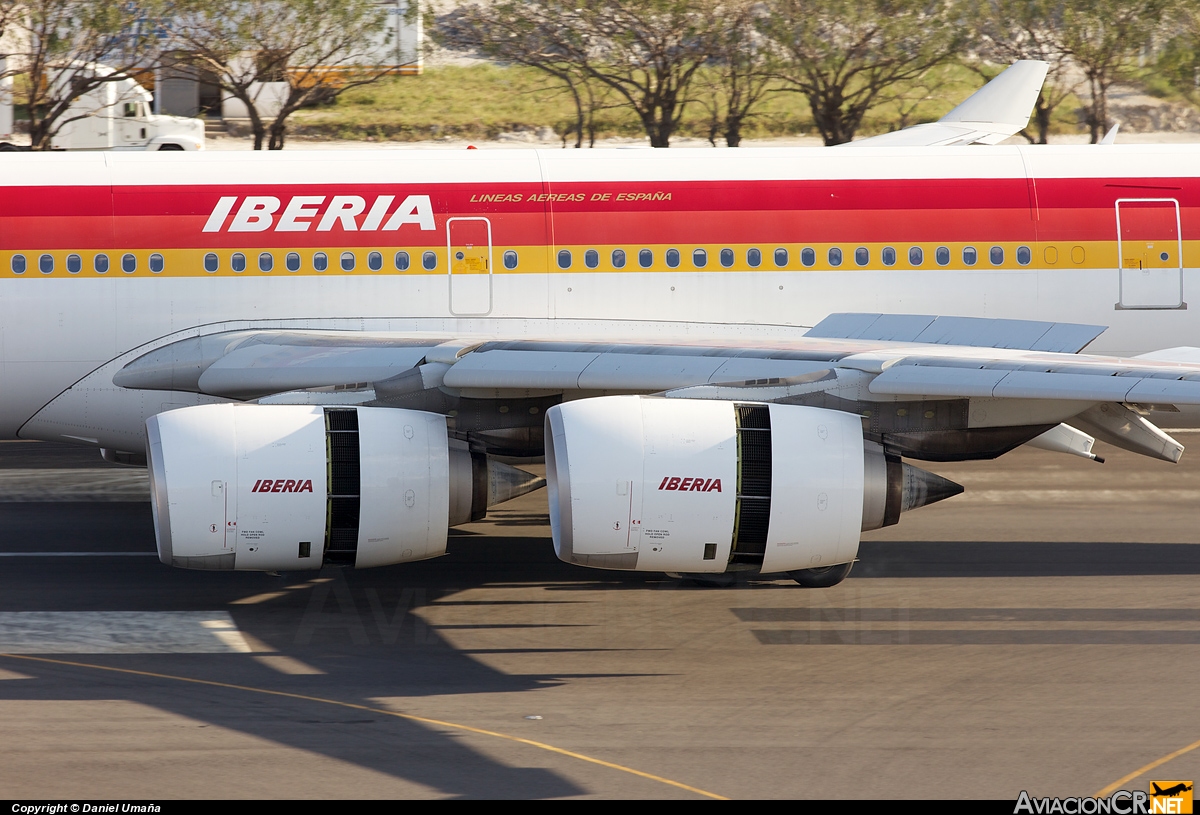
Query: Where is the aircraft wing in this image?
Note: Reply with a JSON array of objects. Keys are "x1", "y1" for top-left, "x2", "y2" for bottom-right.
[
  {"x1": 106, "y1": 313, "x2": 1200, "y2": 578},
  {"x1": 103, "y1": 315, "x2": 1200, "y2": 468},
  {"x1": 848, "y1": 60, "x2": 1049, "y2": 147},
  {"x1": 112, "y1": 316, "x2": 1200, "y2": 409}
]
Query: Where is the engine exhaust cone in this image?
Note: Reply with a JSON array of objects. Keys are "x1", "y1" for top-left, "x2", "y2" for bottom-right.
[
  {"x1": 488, "y1": 461, "x2": 546, "y2": 507},
  {"x1": 900, "y1": 463, "x2": 964, "y2": 513}
]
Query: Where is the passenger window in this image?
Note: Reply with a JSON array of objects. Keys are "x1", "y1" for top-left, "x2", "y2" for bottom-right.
[
  {"x1": 775, "y1": 248, "x2": 789, "y2": 267},
  {"x1": 693, "y1": 248, "x2": 707, "y2": 267},
  {"x1": 149, "y1": 253, "x2": 164, "y2": 273},
  {"x1": 611, "y1": 249, "x2": 626, "y2": 269},
  {"x1": 93, "y1": 253, "x2": 108, "y2": 274},
  {"x1": 122, "y1": 253, "x2": 137, "y2": 273},
  {"x1": 340, "y1": 252, "x2": 356, "y2": 271},
  {"x1": 746, "y1": 248, "x2": 762, "y2": 268},
  {"x1": 665, "y1": 248, "x2": 680, "y2": 268},
  {"x1": 38, "y1": 254, "x2": 53, "y2": 274},
  {"x1": 422, "y1": 251, "x2": 437, "y2": 271},
  {"x1": 963, "y1": 246, "x2": 977, "y2": 266},
  {"x1": 908, "y1": 247, "x2": 923, "y2": 266},
  {"x1": 826, "y1": 247, "x2": 840, "y2": 267},
  {"x1": 882, "y1": 247, "x2": 896, "y2": 267},
  {"x1": 368, "y1": 251, "x2": 383, "y2": 271},
  {"x1": 258, "y1": 252, "x2": 272, "y2": 272},
  {"x1": 203, "y1": 252, "x2": 219, "y2": 273},
  {"x1": 719, "y1": 248, "x2": 734, "y2": 268},
  {"x1": 1017, "y1": 246, "x2": 1031, "y2": 266},
  {"x1": 314, "y1": 252, "x2": 329, "y2": 272},
  {"x1": 231, "y1": 253, "x2": 245, "y2": 273},
  {"x1": 286, "y1": 252, "x2": 301, "y2": 272},
  {"x1": 854, "y1": 247, "x2": 869, "y2": 266},
  {"x1": 557, "y1": 249, "x2": 572, "y2": 269},
  {"x1": 990, "y1": 246, "x2": 1004, "y2": 265},
  {"x1": 503, "y1": 250, "x2": 518, "y2": 270},
  {"x1": 935, "y1": 246, "x2": 950, "y2": 266},
  {"x1": 585, "y1": 249, "x2": 599, "y2": 269},
  {"x1": 67, "y1": 254, "x2": 81, "y2": 274},
  {"x1": 639, "y1": 249, "x2": 653, "y2": 268},
  {"x1": 800, "y1": 247, "x2": 815, "y2": 267},
  {"x1": 394, "y1": 251, "x2": 410, "y2": 271},
  {"x1": 11, "y1": 254, "x2": 25, "y2": 274}
]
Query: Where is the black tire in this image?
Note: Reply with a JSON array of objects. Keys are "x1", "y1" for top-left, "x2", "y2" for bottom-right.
[
  {"x1": 789, "y1": 561, "x2": 854, "y2": 588},
  {"x1": 0, "y1": 142, "x2": 19, "y2": 152},
  {"x1": 157, "y1": 143, "x2": 185, "y2": 151}
]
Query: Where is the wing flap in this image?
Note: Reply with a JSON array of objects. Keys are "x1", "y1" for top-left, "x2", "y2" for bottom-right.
[
  {"x1": 442, "y1": 346, "x2": 834, "y2": 391},
  {"x1": 440, "y1": 349, "x2": 600, "y2": 390},
  {"x1": 807, "y1": 313, "x2": 1105, "y2": 353},
  {"x1": 197, "y1": 344, "x2": 432, "y2": 400},
  {"x1": 870, "y1": 363, "x2": 1200, "y2": 405}
]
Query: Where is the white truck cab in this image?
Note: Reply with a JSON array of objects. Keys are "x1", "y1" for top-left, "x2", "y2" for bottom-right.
[
  {"x1": 51, "y1": 68, "x2": 205, "y2": 151},
  {"x1": 0, "y1": 63, "x2": 205, "y2": 151}
]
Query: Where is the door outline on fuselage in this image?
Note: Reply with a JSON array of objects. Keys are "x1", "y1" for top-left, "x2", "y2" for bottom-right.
[
  {"x1": 447, "y1": 216, "x2": 493, "y2": 316},
  {"x1": 1115, "y1": 198, "x2": 1185, "y2": 310}
]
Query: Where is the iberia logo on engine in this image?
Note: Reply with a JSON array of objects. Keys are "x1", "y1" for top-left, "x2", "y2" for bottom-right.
[
  {"x1": 658, "y1": 477, "x2": 722, "y2": 492},
  {"x1": 251, "y1": 479, "x2": 314, "y2": 493}
]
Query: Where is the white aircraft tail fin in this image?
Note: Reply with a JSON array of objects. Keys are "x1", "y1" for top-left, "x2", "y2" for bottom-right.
[{"x1": 847, "y1": 60, "x2": 1049, "y2": 148}]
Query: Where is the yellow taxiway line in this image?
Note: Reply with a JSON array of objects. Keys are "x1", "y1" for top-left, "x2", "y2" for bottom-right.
[
  {"x1": 1096, "y1": 737, "x2": 1200, "y2": 797},
  {"x1": 0, "y1": 652, "x2": 728, "y2": 800}
]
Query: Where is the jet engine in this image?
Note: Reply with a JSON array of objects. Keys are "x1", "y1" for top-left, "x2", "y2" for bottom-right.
[
  {"x1": 544, "y1": 396, "x2": 960, "y2": 576},
  {"x1": 146, "y1": 404, "x2": 540, "y2": 571}
]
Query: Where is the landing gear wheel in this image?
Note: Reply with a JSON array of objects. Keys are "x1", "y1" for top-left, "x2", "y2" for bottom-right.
[{"x1": 788, "y1": 561, "x2": 854, "y2": 588}]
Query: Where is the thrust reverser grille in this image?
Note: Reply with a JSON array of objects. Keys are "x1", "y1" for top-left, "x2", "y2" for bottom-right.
[
  {"x1": 732, "y1": 404, "x2": 771, "y2": 565},
  {"x1": 325, "y1": 408, "x2": 361, "y2": 563}
]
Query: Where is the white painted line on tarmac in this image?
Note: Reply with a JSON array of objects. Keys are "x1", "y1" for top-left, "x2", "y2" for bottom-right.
[
  {"x1": 0, "y1": 468, "x2": 149, "y2": 501},
  {"x1": 0, "y1": 552, "x2": 157, "y2": 557},
  {"x1": 0, "y1": 611, "x2": 261, "y2": 654}
]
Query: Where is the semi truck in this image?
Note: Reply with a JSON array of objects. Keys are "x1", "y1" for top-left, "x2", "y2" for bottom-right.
[{"x1": 0, "y1": 62, "x2": 204, "y2": 151}]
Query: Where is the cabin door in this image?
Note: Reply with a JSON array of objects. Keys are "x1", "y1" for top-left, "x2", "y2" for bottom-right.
[
  {"x1": 447, "y1": 217, "x2": 493, "y2": 315},
  {"x1": 1117, "y1": 199, "x2": 1184, "y2": 309}
]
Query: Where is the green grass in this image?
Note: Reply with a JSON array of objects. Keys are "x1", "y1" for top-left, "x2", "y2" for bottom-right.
[{"x1": 286, "y1": 61, "x2": 1126, "y2": 144}]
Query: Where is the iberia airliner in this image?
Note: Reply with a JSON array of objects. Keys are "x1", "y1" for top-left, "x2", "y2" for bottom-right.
[{"x1": 2, "y1": 61, "x2": 1199, "y2": 586}]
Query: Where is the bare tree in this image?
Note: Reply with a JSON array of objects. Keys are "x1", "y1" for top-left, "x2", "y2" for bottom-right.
[
  {"x1": 564, "y1": 0, "x2": 723, "y2": 147},
  {"x1": 697, "y1": 0, "x2": 773, "y2": 146},
  {"x1": 0, "y1": 0, "x2": 173, "y2": 150},
  {"x1": 438, "y1": 0, "x2": 722, "y2": 148},
  {"x1": 973, "y1": 0, "x2": 1078, "y2": 143},
  {"x1": 1156, "y1": 2, "x2": 1200, "y2": 102},
  {"x1": 759, "y1": 0, "x2": 966, "y2": 145},
  {"x1": 171, "y1": 0, "x2": 393, "y2": 150},
  {"x1": 435, "y1": 1, "x2": 610, "y2": 148},
  {"x1": 1062, "y1": 0, "x2": 1175, "y2": 143}
]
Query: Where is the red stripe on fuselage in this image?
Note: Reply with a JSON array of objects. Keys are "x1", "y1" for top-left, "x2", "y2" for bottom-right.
[{"x1": 1, "y1": 177, "x2": 1197, "y2": 251}]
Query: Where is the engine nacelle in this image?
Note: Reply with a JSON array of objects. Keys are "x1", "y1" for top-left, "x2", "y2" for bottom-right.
[
  {"x1": 545, "y1": 396, "x2": 962, "y2": 576},
  {"x1": 146, "y1": 404, "x2": 528, "y2": 571},
  {"x1": 545, "y1": 397, "x2": 866, "y2": 574}
]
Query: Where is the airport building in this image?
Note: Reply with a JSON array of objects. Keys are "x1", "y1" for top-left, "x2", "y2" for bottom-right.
[{"x1": 152, "y1": 0, "x2": 422, "y2": 121}]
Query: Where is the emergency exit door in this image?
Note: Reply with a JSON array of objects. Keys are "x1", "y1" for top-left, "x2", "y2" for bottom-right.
[
  {"x1": 1117, "y1": 199, "x2": 1184, "y2": 309},
  {"x1": 448, "y1": 217, "x2": 492, "y2": 315}
]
